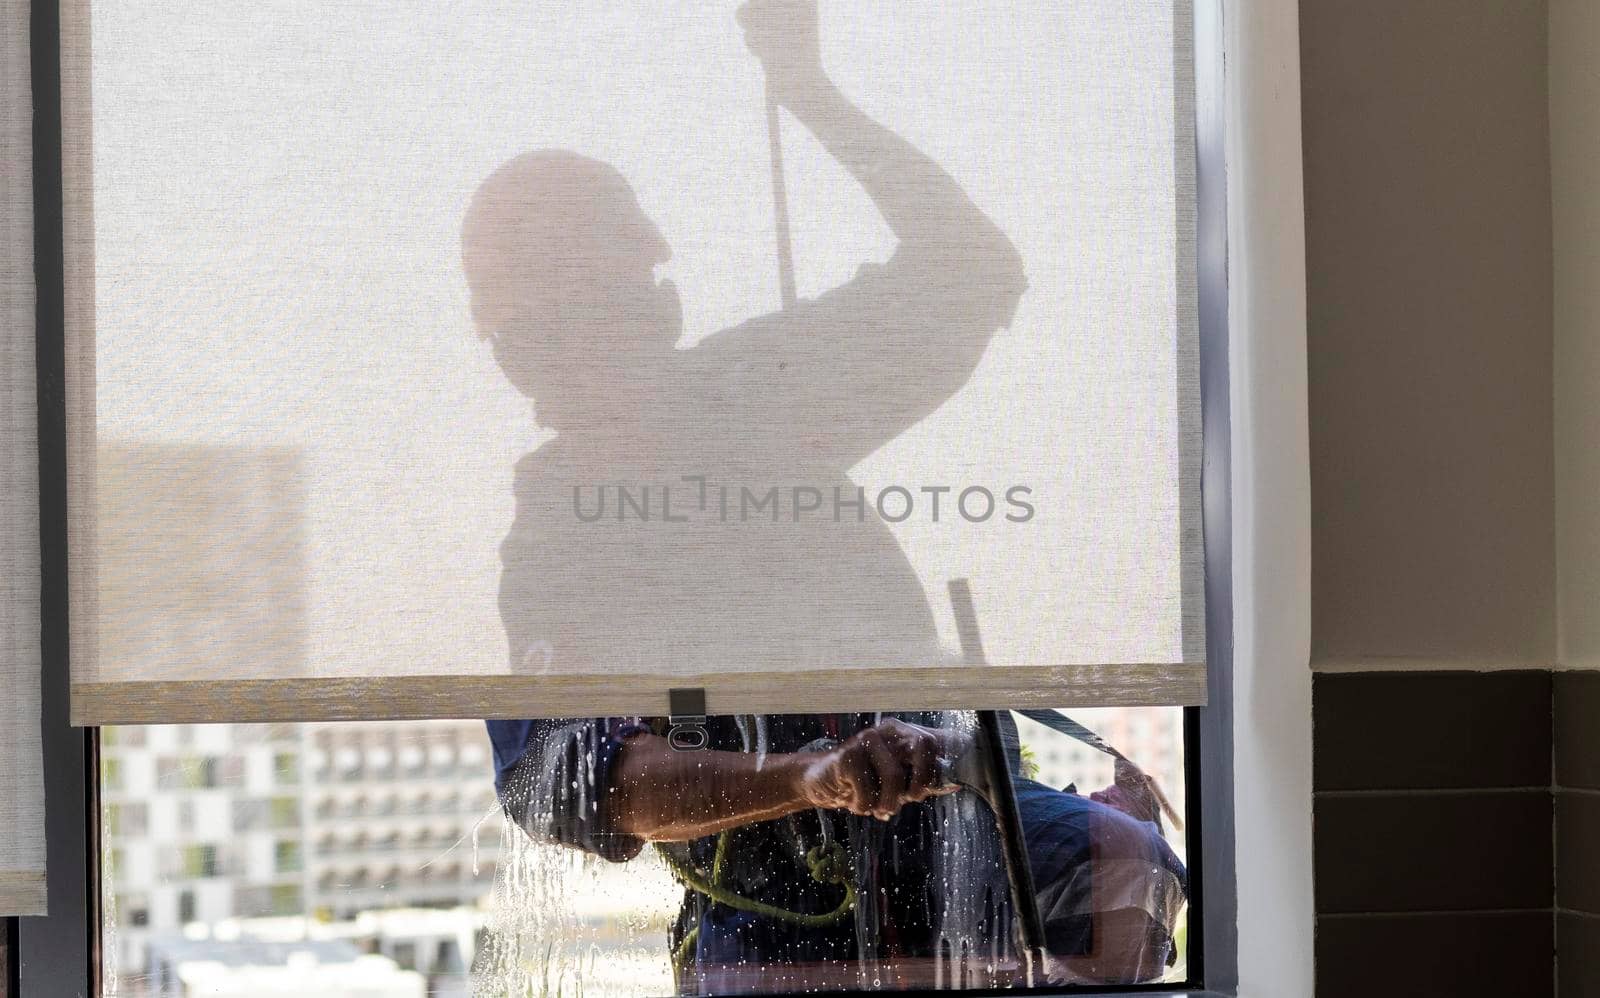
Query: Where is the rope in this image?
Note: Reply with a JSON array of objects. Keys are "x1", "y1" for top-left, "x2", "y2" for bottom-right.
[{"x1": 660, "y1": 833, "x2": 856, "y2": 969}]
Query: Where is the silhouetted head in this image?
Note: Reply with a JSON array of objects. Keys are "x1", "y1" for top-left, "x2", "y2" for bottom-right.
[{"x1": 462, "y1": 151, "x2": 680, "y2": 427}]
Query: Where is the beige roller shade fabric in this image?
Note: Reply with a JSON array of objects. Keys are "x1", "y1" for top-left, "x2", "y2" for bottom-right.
[
  {"x1": 65, "y1": 1, "x2": 1204, "y2": 723},
  {"x1": 2, "y1": 0, "x2": 47, "y2": 915}
]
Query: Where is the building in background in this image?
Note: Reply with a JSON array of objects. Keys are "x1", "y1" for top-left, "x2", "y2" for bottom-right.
[
  {"x1": 303, "y1": 720, "x2": 501, "y2": 920},
  {"x1": 1023, "y1": 708, "x2": 1185, "y2": 809},
  {"x1": 144, "y1": 934, "x2": 425, "y2": 998},
  {"x1": 101, "y1": 719, "x2": 503, "y2": 984},
  {"x1": 100, "y1": 708, "x2": 1184, "y2": 990}
]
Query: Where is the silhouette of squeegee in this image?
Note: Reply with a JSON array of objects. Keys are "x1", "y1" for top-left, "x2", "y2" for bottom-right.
[{"x1": 946, "y1": 578, "x2": 1049, "y2": 968}]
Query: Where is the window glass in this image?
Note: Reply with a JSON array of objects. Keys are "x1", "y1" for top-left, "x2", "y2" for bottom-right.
[
  {"x1": 101, "y1": 709, "x2": 1188, "y2": 995},
  {"x1": 273, "y1": 752, "x2": 300, "y2": 786}
]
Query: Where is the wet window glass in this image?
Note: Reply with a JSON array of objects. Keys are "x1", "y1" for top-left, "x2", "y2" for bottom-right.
[{"x1": 101, "y1": 707, "x2": 1189, "y2": 995}]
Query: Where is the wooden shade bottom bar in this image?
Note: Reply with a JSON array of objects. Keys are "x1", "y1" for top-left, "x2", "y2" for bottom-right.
[
  {"x1": 0, "y1": 872, "x2": 48, "y2": 917},
  {"x1": 71, "y1": 663, "x2": 1205, "y2": 726}
]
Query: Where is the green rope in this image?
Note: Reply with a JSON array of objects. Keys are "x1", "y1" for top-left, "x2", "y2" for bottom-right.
[
  {"x1": 710, "y1": 826, "x2": 732, "y2": 885},
  {"x1": 661, "y1": 833, "x2": 856, "y2": 970}
]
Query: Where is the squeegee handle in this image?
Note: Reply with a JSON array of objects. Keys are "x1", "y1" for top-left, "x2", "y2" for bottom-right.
[{"x1": 765, "y1": 77, "x2": 798, "y2": 310}]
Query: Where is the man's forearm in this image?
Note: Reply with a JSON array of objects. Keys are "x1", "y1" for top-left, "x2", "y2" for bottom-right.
[
  {"x1": 610, "y1": 733, "x2": 814, "y2": 841},
  {"x1": 783, "y1": 77, "x2": 1007, "y2": 255}
]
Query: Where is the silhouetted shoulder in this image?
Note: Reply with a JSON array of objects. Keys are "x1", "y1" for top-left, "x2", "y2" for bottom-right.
[{"x1": 685, "y1": 248, "x2": 1024, "y2": 467}]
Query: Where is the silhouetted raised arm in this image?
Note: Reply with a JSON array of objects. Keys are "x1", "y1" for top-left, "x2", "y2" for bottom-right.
[
  {"x1": 740, "y1": 0, "x2": 1021, "y2": 278},
  {"x1": 707, "y1": 0, "x2": 1027, "y2": 467}
]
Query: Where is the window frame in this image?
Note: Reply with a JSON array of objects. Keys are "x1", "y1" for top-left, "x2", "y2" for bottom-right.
[{"x1": 13, "y1": 0, "x2": 1238, "y2": 994}]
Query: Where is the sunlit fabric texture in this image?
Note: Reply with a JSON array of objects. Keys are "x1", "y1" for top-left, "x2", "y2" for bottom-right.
[
  {"x1": 1, "y1": 0, "x2": 47, "y2": 915},
  {"x1": 66, "y1": 1, "x2": 1202, "y2": 721}
]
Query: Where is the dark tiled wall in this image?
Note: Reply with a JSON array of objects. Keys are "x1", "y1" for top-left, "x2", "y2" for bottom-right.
[
  {"x1": 1558, "y1": 671, "x2": 1600, "y2": 995},
  {"x1": 1313, "y1": 672, "x2": 1554, "y2": 997}
]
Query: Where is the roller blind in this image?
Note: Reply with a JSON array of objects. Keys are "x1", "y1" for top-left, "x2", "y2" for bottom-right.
[
  {"x1": 3, "y1": 0, "x2": 47, "y2": 914},
  {"x1": 64, "y1": 1, "x2": 1203, "y2": 724}
]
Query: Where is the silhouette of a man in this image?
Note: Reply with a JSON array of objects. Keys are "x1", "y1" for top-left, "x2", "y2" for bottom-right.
[
  {"x1": 468, "y1": 2, "x2": 1182, "y2": 990},
  {"x1": 462, "y1": 1, "x2": 1025, "y2": 678}
]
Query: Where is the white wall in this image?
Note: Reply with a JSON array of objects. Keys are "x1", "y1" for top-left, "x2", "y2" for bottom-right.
[
  {"x1": 1226, "y1": 0, "x2": 1316, "y2": 993},
  {"x1": 1553, "y1": 0, "x2": 1600, "y2": 670}
]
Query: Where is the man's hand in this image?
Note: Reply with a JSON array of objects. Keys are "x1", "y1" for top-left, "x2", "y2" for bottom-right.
[
  {"x1": 612, "y1": 720, "x2": 970, "y2": 841},
  {"x1": 792, "y1": 718, "x2": 970, "y2": 821},
  {"x1": 737, "y1": 0, "x2": 827, "y2": 104}
]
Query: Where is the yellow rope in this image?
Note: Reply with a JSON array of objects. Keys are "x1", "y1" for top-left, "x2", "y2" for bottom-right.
[{"x1": 662, "y1": 834, "x2": 856, "y2": 969}]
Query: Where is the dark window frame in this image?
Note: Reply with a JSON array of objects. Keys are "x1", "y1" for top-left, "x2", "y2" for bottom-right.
[{"x1": 14, "y1": 0, "x2": 1236, "y2": 994}]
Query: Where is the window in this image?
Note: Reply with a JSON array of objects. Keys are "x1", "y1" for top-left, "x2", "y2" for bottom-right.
[
  {"x1": 392, "y1": 941, "x2": 418, "y2": 972},
  {"x1": 232, "y1": 796, "x2": 301, "y2": 833},
  {"x1": 273, "y1": 752, "x2": 300, "y2": 786},
  {"x1": 121, "y1": 895, "x2": 150, "y2": 928},
  {"x1": 180, "y1": 845, "x2": 218, "y2": 879},
  {"x1": 270, "y1": 884, "x2": 302, "y2": 917},
  {"x1": 14, "y1": 0, "x2": 1242, "y2": 994},
  {"x1": 269, "y1": 795, "x2": 299, "y2": 828},
  {"x1": 98, "y1": 711, "x2": 1190, "y2": 994}
]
